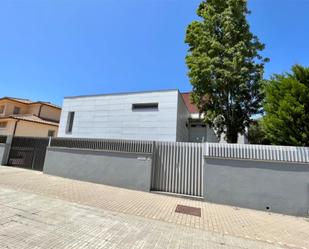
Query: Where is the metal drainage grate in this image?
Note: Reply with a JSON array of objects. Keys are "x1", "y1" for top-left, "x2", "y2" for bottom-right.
[{"x1": 175, "y1": 205, "x2": 201, "y2": 217}]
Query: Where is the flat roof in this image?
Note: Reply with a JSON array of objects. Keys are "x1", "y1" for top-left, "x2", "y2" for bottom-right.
[{"x1": 64, "y1": 89, "x2": 180, "y2": 99}]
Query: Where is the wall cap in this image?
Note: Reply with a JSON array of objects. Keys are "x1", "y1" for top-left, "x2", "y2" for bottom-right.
[
  {"x1": 47, "y1": 146, "x2": 153, "y2": 157},
  {"x1": 204, "y1": 156, "x2": 309, "y2": 165}
]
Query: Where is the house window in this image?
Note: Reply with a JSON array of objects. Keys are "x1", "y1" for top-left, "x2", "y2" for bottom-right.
[
  {"x1": 191, "y1": 124, "x2": 206, "y2": 128},
  {"x1": 66, "y1": 112, "x2": 75, "y2": 134},
  {"x1": 0, "y1": 122, "x2": 7, "y2": 128},
  {"x1": 0, "y1": 105, "x2": 4, "y2": 114},
  {"x1": 132, "y1": 103, "x2": 159, "y2": 111},
  {"x1": 48, "y1": 130, "x2": 55, "y2": 137},
  {"x1": 13, "y1": 107, "x2": 21, "y2": 115}
]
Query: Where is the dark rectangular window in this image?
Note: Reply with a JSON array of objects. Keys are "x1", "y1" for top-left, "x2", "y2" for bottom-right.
[
  {"x1": 13, "y1": 107, "x2": 21, "y2": 115},
  {"x1": 132, "y1": 103, "x2": 158, "y2": 111},
  {"x1": 0, "y1": 105, "x2": 5, "y2": 114},
  {"x1": 0, "y1": 121, "x2": 7, "y2": 128},
  {"x1": 66, "y1": 111, "x2": 75, "y2": 134},
  {"x1": 48, "y1": 130, "x2": 55, "y2": 137}
]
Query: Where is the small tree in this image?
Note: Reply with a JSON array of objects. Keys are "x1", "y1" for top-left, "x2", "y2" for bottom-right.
[
  {"x1": 262, "y1": 65, "x2": 309, "y2": 146},
  {"x1": 185, "y1": 0, "x2": 268, "y2": 143}
]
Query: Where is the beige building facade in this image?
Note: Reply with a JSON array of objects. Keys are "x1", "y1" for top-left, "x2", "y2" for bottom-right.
[{"x1": 0, "y1": 97, "x2": 61, "y2": 137}]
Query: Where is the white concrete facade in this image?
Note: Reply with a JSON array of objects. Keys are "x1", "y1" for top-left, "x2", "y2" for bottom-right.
[
  {"x1": 58, "y1": 89, "x2": 247, "y2": 143},
  {"x1": 58, "y1": 90, "x2": 188, "y2": 141}
]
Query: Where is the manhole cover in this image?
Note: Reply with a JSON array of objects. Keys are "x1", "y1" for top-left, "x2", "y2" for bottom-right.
[{"x1": 175, "y1": 204, "x2": 201, "y2": 217}]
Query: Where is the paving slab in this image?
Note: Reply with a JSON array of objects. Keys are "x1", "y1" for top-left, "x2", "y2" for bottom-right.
[
  {"x1": 0, "y1": 166, "x2": 308, "y2": 249},
  {"x1": 0, "y1": 187, "x2": 285, "y2": 249}
]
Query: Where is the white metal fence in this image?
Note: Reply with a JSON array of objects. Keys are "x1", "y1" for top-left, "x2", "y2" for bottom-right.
[
  {"x1": 205, "y1": 143, "x2": 309, "y2": 163},
  {"x1": 50, "y1": 137, "x2": 154, "y2": 154},
  {"x1": 49, "y1": 137, "x2": 309, "y2": 164},
  {"x1": 151, "y1": 142, "x2": 204, "y2": 197}
]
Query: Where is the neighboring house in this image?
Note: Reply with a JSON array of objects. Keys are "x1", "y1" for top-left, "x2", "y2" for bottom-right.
[
  {"x1": 0, "y1": 97, "x2": 61, "y2": 137},
  {"x1": 58, "y1": 89, "x2": 246, "y2": 143}
]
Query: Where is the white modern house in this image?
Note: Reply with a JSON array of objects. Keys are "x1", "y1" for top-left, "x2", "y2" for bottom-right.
[{"x1": 58, "y1": 89, "x2": 246, "y2": 143}]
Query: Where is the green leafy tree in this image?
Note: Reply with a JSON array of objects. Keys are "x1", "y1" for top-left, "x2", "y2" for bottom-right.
[
  {"x1": 185, "y1": 0, "x2": 268, "y2": 143},
  {"x1": 262, "y1": 65, "x2": 309, "y2": 146},
  {"x1": 247, "y1": 120, "x2": 270, "y2": 145}
]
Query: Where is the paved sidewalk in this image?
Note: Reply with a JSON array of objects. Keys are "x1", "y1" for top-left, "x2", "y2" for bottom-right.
[
  {"x1": 0, "y1": 166, "x2": 308, "y2": 249},
  {"x1": 0, "y1": 187, "x2": 283, "y2": 249}
]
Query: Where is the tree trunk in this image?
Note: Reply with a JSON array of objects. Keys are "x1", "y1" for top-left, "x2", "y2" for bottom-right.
[{"x1": 226, "y1": 127, "x2": 238, "y2": 143}]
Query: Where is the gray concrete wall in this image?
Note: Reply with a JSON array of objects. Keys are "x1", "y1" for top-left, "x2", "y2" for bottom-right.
[
  {"x1": 176, "y1": 92, "x2": 189, "y2": 142},
  {"x1": 204, "y1": 157, "x2": 309, "y2": 217},
  {"x1": 0, "y1": 144, "x2": 6, "y2": 165},
  {"x1": 43, "y1": 147, "x2": 153, "y2": 192}
]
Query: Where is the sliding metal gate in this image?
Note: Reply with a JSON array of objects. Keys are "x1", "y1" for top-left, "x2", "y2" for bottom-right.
[
  {"x1": 151, "y1": 142, "x2": 204, "y2": 197},
  {"x1": 7, "y1": 137, "x2": 49, "y2": 171}
]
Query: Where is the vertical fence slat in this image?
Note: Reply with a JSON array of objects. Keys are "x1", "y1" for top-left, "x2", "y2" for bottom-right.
[
  {"x1": 206, "y1": 143, "x2": 309, "y2": 163},
  {"x1": 150, "y1": 141, "x2": 204, "y2": 197}
]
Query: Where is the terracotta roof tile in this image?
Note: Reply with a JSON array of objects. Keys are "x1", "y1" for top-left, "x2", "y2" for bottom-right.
[
  {"x1": 9, "y1": 114, "x2": 59, "y2": 126},
  {"x1": 30, "y1": 101, "x2": 61, "y2": 109},
  {"x1": 10, "y1": 97, "x2": 33, "y2": 104},
  {"x1": 181, "y1": 92, "x2": 199, "y2": 113},
  {"x1": 0, "y1": 97, "x2": 61, "y2": 109}
]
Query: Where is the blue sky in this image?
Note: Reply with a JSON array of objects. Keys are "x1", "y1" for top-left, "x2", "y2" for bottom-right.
[{"x1": 0, "y1": 0, "x2": 308, "y2": 106}]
